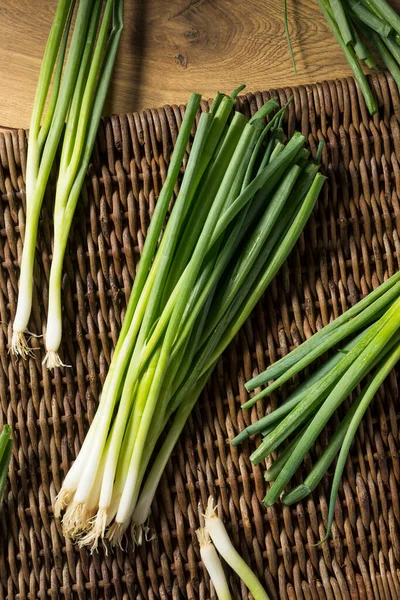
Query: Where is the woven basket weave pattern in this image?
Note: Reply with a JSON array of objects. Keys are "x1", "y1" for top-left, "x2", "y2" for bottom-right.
[{"x1": 1, "y1": 73, "x2": 400, "y2": 599}]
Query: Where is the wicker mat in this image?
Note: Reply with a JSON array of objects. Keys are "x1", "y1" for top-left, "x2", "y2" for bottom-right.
[{"x1": 1, "y1": 73, "x2": 400, "y2": 600}]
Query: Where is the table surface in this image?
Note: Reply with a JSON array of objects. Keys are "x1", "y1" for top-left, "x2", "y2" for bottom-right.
[{"x1": 1, "y1": 0, "x2": 400, "y2": 130}]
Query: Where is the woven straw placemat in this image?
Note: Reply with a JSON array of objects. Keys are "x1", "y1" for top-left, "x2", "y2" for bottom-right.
[{"x1": 1, "y1": 72, "x2": 400, "y2": 599}]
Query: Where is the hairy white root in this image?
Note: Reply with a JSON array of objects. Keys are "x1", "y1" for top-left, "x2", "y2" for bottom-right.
[
  {"x1": 43, "y1": 350, "x2": 70, "y2": 370},
  {"x1": 11, "y1": 330, "x2": 34, "y2": 358},
  {"x1": 54, "y1": 488, "x2": 72, "y2": 519},
  {"x1": 106, "y1": 522, "x2": 126, "y2": 549},
  {"x1": 62, "y1": 501, "x2": 93, "y2": 540},
  {"x1": 78, "y1": 508, "x2": 108, "y2": 553}
]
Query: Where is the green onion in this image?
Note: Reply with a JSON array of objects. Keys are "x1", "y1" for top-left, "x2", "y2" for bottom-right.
[
  {"x1": 346, "y1": 0, "x2": 391, "y2": 37},
  {"x1": 264, "y1": 299, "x2": 400, "y2": 503},
  {"x1": 11, "y1": 0, "x2": 123, "y2": 363},
  {"x1": 319, "y1": 339, "x2": 400, "y2": 542},
  {"x1": 53, "y1": 88, "x2": 325, "y2": 549},
  {"x1": 329, "y1": 0, "x2": 354, "y2": 45},
  {"x1": 317, "y1": 0, "x2": 377, "y2": 115},
  {"x1": 196, "y1": 527, "x2": 233, "y2": 600},
  {"x1": 366, "y1": 27, "x2": 400, "y2": 89},
  {"x1": 246, "y1": 272, "x2": 400, "y2": 392},
  {"x1": 205, "y1": 498, "x2": 270, "y2": 600},
  {"x1": 0, "y1": 425, "x2": 12, "y2": 501},
  {"x1": 313, "y1": 0, "x2": 400, "y2": 113},
  {"x1": 44, "y1": 0, "x2": 124, "y2": 368},
  {"x1": 233, "y1": 270, "x2": 400, "y2": 541},
  {"x1": 365, "y1": 0, "x2": 400, "y2": 36}
]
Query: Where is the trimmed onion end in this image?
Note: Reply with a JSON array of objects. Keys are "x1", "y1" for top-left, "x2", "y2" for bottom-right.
[
  {"x1": 205, "y1": 496, "x2": 218, "y2": 521},
  {"x1": 196, "y1": 526, "x2": 210, "y2": 547}
]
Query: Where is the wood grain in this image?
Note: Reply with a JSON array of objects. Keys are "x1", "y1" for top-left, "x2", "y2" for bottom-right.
[{"x1": 1, "y1": 0, "x2": 400, "y2": 129}]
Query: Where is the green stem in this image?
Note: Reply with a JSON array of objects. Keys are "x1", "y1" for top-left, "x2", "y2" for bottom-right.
[{"x1": 320, "y1": 339, "x2": 400, "y2": 542}]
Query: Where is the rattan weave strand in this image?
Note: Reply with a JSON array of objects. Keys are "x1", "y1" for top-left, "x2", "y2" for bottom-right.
[{"x1": 1, "y1": 73, "x2": 400, "y2": 599}]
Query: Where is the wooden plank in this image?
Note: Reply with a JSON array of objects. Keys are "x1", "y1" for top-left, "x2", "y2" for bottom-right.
[{"x1": 1, "y1": 0, "x2": 399, "y2": 129}]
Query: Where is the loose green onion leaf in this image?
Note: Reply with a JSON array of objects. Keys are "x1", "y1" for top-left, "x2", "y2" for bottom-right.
[{"x1": 0, "y1": 425, "x2": 12, "y2": 501}]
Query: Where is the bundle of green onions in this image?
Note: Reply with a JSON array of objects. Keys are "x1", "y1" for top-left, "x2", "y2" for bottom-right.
[
  {"x1": 11, "y1": 0, "x2": 123, "y2": 367},
  {"x1": 233, "y1": 270, "x2": 400, "y2": 541},
  {"x1": 316, "y1": 0, "x2": 400, "y2": 115},
  {"x1": 54, "y1": 88, "x2": 325, "y2": 549},
  {"x1": 0, "y1": 426, "x2": 12, "y2": 502}
]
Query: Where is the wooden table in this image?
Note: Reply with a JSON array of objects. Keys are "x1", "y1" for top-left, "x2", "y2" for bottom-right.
[{"x1": 0, "y1": 0, "x2": 399, "y2": 129}]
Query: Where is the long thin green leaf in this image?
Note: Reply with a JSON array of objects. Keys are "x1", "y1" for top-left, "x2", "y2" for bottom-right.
[
  {"x1": 38, "y1": 0, "x2": 76, "y2": 150},
  {"x1": 245, "y1": 272, "x2": 400, "y2": 391},
  {"x1": 346, "y1": 0, "x2": 391, "y2": 37},
  {"x1": 251, "y1": 304, "x2": 398, "y2": 466},
  {"x1": 232, "y1": 327, "x2": 373, "y2": 445},
  {"x1": 317, "y1": 0, "x2": 377, "y2": 114},
  {"x1": 59, "y1": 0, "x2": 103, "y2": 174},
  {"x1": 243, "y1": 281, "x2": 398, "y2": 406},
  {"x1": 365, "y1": 0, "x2": 400, "y2": 36},
  {"x1": 264, "y1": 426, "x2": 306, "y2": 482},
  {"x1": 263, "y1": 300, "x2": 400, "y2": 505},
  {"x1": 0, "y1": 426, "x2": 12, "y2": 501},
  {"x1": 329, "y1": 0, "x2": 353, "y2": 45},
  {"x1": 28, "y1": 0, "x2": 72, "y2": 143},
  {"x1": 282, "y1": 390, "x2": 365, "y2": 504},
  {"x1": 320, "y1": 339, "x2": 400, "y2": 542},
  {"x1": 197, "y1": 172, "x2": 326, "y2": 383}
]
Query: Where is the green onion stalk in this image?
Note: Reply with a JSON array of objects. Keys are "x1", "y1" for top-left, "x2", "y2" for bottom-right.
[
  {"x1": 11, "y1": 0, "x2": 123, "y2": 363},
  {"x1": 0, "y1": 425, "x2": 12, "y2": 501},
  {"x1": 312, "y1": 0, "x2": 400, "y2": 115},
  {"x1": 233, "y1": 271, "x2": 400, "y2": 541},
  {"x1": 54, "y1": 89, "x2": 325, "y2": 549}
]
